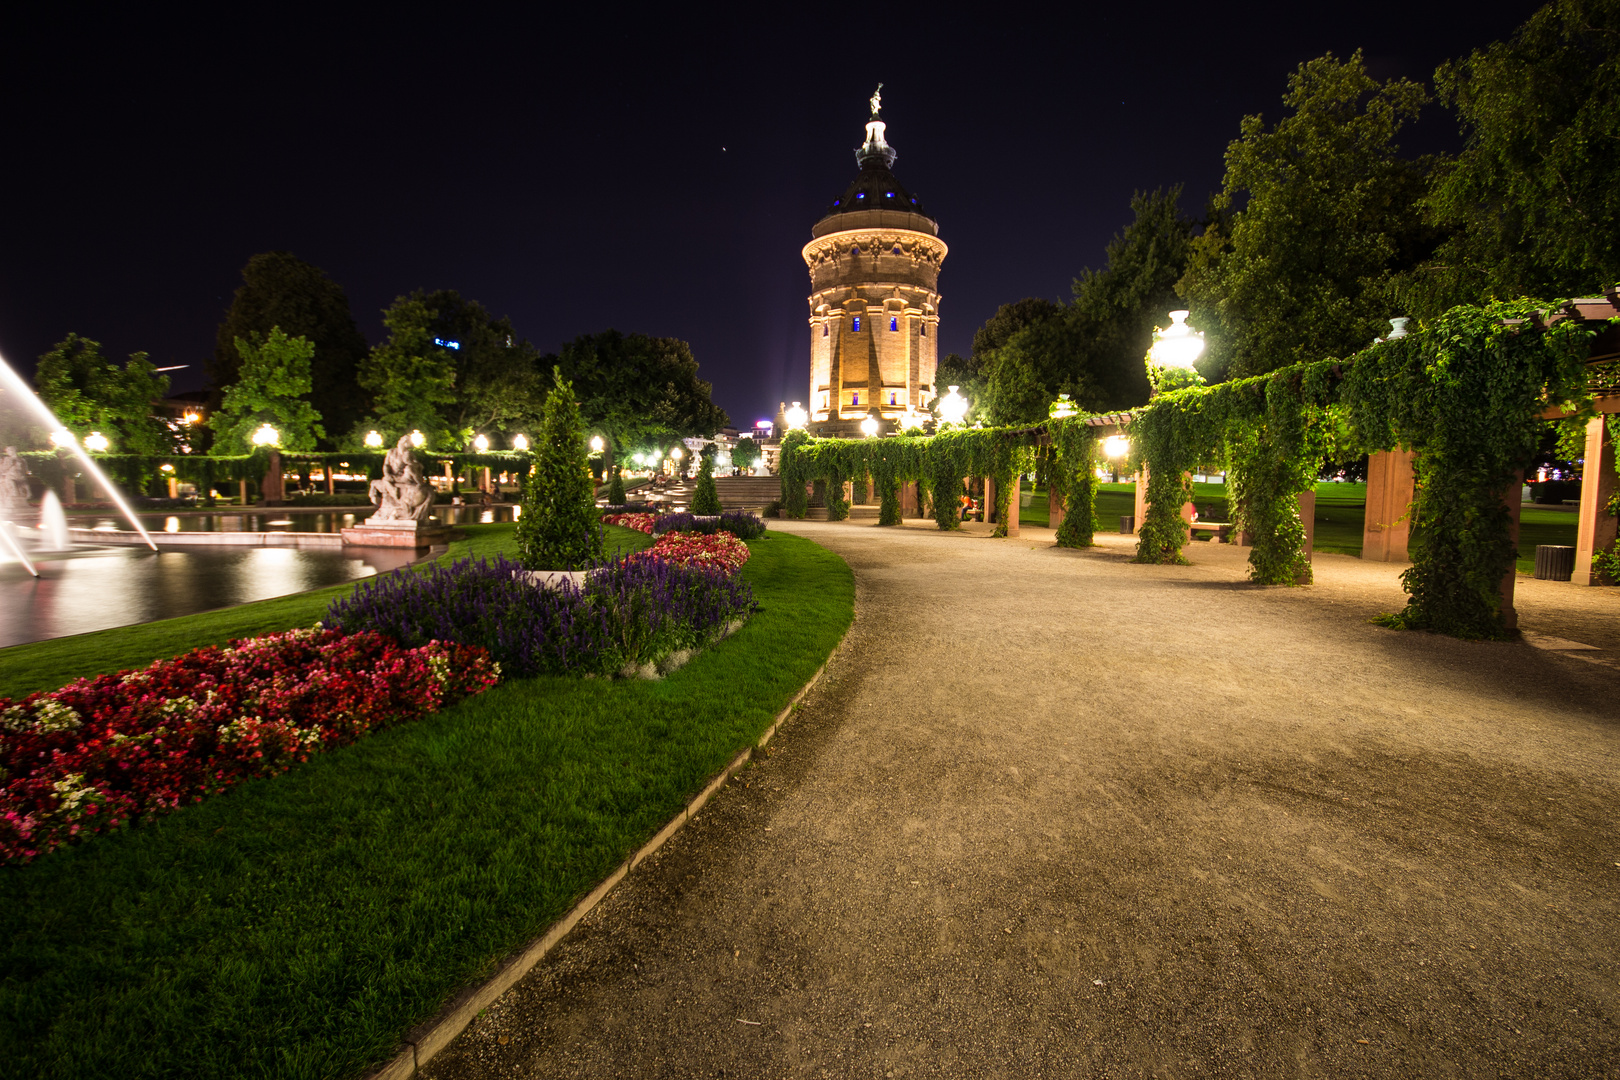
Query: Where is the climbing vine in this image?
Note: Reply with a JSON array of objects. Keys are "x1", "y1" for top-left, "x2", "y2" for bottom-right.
[{"x1": 1050, "y1": 419, "x2": 1099, "y2": 548}]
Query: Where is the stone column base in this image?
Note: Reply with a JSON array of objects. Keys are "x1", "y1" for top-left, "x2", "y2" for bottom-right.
[{"x1": 341, "y1": 522, "x2": 449, "y2": 547}]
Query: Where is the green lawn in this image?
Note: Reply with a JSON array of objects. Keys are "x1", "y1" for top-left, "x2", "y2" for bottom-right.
[
  {"x1": 0, "y1": 525, "x2": 851, "y2": 1080},
  {"x1": 0, "y1": 523, "x2": 652, "y2": 701},
  {"x1": 1026, "y1": 480, "x2": 1578, "y2": 571}
]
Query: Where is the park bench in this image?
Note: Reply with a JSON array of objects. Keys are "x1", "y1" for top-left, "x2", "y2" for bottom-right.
[{"x1": 1188, "y1": 503, "x2": 1233, "y2": 543}]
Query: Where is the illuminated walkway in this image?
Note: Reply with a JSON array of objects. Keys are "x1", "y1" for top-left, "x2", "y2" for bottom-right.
[{"x1": 424, "y1": 521, "x2": 1620, "y2": 1079}]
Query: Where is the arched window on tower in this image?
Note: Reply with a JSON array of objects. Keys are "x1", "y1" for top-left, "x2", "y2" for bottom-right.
[
  {"x1": 889, "y1": 391, "x2": 898, "y2": 405},
  {"x1": 853, "y1": 316, "x2": 861, "y2": 333},
  {"x1": 823, "y1": 323, "x2": 828, "y2": 337},
  {"x1": 889, "y1": 316, "x2": 898, "y2": 332},
  {"x1": 892, "y1": 245, "x2": 901, "y2": 255},
  {"x1": 852, "y1": 391, "x2": 860, "y2": 406},
  {"x1": 921, "y1": 323, "x2": 927, "y2": 337}
]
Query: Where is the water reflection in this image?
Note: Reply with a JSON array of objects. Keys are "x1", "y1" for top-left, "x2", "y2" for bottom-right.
[
  {"x1": 105, "y1": 504, "x2": 521, "y2": 534},
  {"x1": 0, "y1": 546, "x2": 421, "y2": 648}
]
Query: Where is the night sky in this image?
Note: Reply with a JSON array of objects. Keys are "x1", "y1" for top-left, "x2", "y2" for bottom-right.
[{"x1": 1, "y1": 3, "x2": 1538, "y2": 430}]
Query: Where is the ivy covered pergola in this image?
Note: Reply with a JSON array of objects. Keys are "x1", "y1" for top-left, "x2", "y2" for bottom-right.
[{"x1": 780, "y1": 298, "x2": 1620, "y2": 640}]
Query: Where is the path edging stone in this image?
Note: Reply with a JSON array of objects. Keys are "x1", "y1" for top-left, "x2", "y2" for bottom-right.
[{"x1": 363, "y1": 629, "x2": 847, "y2": 1080}]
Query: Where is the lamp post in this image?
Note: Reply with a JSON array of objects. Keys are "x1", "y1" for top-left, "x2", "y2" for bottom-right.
[
  {"x1": 860, "y1": 413, "x2": 879, "y2": 438},
  {"x1": 1050, "y1": 393, "x2": 1077, "y2": 420},
  {"x1": 364, "y1": 430, "x2": 384, "y2": 448},
  {"x1": 250, "y1": 425, "x2": 278, "y2": 448},
  {"x1": 409, "y1": 430, "x2": 426, "y2": 448},
  {"x1": 589, "y1": 435, "x2": 604, "y2": 454},
  {"x1": 785, "y1": 402, "x2": 809, "y2": 431},
  {"x1": 1149, "y1": 310, "x2": 1205, "y2": 370},
  {"x1": 511, "y1": 434, "x2": 529, "y2": 451},
  {"x1": 938, "y1": 385, "x2": 969, "y2": 427},
  {"x1": 473, "y1": 434, "x2": 490, "y2": 452},
  {"x1": 83, "y1": 431, "x2": 111, "y2": 452}
]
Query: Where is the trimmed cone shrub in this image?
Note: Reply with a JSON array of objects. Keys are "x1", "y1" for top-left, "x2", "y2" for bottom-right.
[
  {"x1": 516, "y1": 368, "x2": 604, "y2": 570},
  {"x1": 691, "y1": 452, "x2": 722, "y2": 514},
  {"x1": 608, "y1": 466, "x2": 626, "y2": 505}
]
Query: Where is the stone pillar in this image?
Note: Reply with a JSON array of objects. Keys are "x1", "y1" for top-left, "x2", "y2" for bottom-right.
[
  {"x1": 1363, "y1": 449, "x2": 1415, "y2": 562},
  {"x1": 1298, "y1": 489, "x2": 1316, "y2": 558},
  {"x1": 1049, "y1": 485, "x2": 1065, "y2": 532},
  {"x1": 262, "y1": 450, "x2": 284, "y2": 504},
  {"x1": 1500, "y1": 470, "x2": 1524, "y2": 630},
  {"x1": 481, "y1": 467, "x2": 493, "y2": 494},
  {"x1": 238, "y1": 479, "x2": 249, "y2": 506},
  {"x1": 166, "y1": 476, "x2": 179, "y2": 499},
  {"x1": 1574, "y1": 416, "x2": 1617, "y2": 585},
  {"x1": 1132, "y1": 468, "x2": 1147, "y2": 532},
  {"x1": 325, "y1": 464, "x2": 336, "y2": 496},
  {"x1": 1006, "y1": 476, "x2": 1020, "y2": 537},
  {"x1": 983, "y1": 476, "x2": 995, "y2": 523},
  {"x1": 901, "y1": 480, "x2": 918, "y2": 518}
]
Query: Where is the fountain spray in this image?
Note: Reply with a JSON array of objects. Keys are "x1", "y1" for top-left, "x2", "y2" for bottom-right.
[{"x1": 0, "y1": 349, "x2": 158, "y2": 550}]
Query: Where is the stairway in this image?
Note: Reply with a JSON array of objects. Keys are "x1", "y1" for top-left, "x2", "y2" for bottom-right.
[{"x1": 603, "y1": 475, "x2": 782, "y2": 512}]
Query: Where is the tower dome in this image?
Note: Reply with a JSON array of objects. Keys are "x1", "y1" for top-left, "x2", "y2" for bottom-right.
[{"x1": 802, "y1": 87, "x2": 947, "y2": 436}]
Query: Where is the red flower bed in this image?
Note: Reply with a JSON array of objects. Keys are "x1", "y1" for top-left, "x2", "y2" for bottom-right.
[
  {"x1": 602, "y1": 512, "x2": 655, "y2": 534},
  {"x1": 630, "y1": 530, "x2": 750, "y2": 573},
  {"x1": 0, "y1": 628, "x2": 499, "y2": 864}
]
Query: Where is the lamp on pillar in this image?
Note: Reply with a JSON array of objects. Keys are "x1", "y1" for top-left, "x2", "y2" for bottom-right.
[
  {"x1": 860, "y1": 413, "x2": 880, "y2": 438},
  {"x1": 1148, "y1": 310, "x2": 1207, "y2": 394},
  {"x1": 939, "y1": 385, "x2": 969, "y2": 427},
  {"x1": 1049, "y1": 393, "x2": 1078, "y2": 420},
  {"x1": 785, "y1": 402, "x2": 809, "y2": 431}
]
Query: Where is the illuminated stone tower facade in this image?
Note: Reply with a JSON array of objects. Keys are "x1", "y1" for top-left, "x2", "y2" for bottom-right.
[{"x1": 803, "y1": 88, "x2": 946, "y2": 435}]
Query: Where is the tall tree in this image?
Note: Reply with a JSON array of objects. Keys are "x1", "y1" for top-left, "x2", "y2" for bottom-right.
[
  {"x1": 209, "y1": 328, "x2": 325, "y2": 453},
  {"x1": 1411, "y1": 0, "x2": 1620, "y2": 311},
  {"x1": 35, "y1": 334, "x2": 170, "y2": 454},
  {"x1": 212, "y1": 252, "x2": 370, "y2": 443},
  {"x1": 553, "y1": 330, "x2": 728, "y2": 457},
  {"x1": 358, "y1": 290, "x2": 544, "y2": 450},
  {"x1": 1178, "y1": 52, "x2": 1437, "y2": 379},
  {"x1": 961, "y1": 299, "x2": 1062, "y2": 424}
]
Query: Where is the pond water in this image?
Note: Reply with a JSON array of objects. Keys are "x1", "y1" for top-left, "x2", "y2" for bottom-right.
[
  {"x1": 75, "y1": 504, "x2": 521, "y2": 535},
  {"x1": 0, "y1": 544, "x2": 422, "y2": 649}
]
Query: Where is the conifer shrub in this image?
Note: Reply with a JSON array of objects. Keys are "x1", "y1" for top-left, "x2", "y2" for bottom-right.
[
  {"x1": 515, "y1": 369, "x2": 605, "y2": 570},
  {"x1": 691, "y1": 450, "x2": 722, "y2": 514},
  {"x1": 607, "y1": 466, "x2": 626, "y2": 505}
]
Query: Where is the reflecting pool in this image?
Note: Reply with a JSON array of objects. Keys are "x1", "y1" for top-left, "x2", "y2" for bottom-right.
[{"x1": 0, "y1": 545, "x2": 421, "y2": 648}]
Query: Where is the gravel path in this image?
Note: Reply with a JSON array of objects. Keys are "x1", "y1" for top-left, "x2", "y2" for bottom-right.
[{"x1": 423, "y1": 522, "x2": 1620, "y2": 1079}]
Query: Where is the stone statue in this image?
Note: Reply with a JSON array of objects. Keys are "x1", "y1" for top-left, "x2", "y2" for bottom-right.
[
  {"x1": 368, "y1": 436, "x2": 435, "y2": 523},
  {"x1": 869, "y1": 83, "x2": 883, "y2": 118},
  {"x1": 0, "y1": 447, "x2": 31, "y2": 515}
]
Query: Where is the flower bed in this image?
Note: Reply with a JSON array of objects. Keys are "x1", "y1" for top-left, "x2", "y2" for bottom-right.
[
  {"x1": 602, "y1": 512, "x2": 656, "y2": 534},
  {"x1": 651, "y1": 510, "x2": 768, "y2": 540},
  {"x1": 0, "y1": 629, "x2": 499, "y2": 864},
  {"x1": 633, "y1": 530, "x2": 751, "y2": 573},
  {"x1": 325, "y1": 555, "x2": 755, "y2": 679}
]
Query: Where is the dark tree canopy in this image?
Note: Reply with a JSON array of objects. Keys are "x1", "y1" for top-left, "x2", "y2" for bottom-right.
[
  {"x1": 1414, "y1": 0, "x2": 1620, "y2": 310},
  {"x1": 212, "y1": 252, "x2": 370, "y2": 445},
  {"x1": 359, "y1": 289, "x2": 544, "y2": 450},
  {"x1": 1177, "y1": 52, "x2": 1438, "y2": 379},
  {"x1": 552, "y1": 330, "x2": 728, "y2": 453},
  {"x1": 35, "y1": 333, "x2": 170, "y2": 455}
]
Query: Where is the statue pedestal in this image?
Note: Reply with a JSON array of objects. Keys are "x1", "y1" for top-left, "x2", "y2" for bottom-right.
[{"x1": 341, "y1": 519, "x2": 448, "y2": 548}]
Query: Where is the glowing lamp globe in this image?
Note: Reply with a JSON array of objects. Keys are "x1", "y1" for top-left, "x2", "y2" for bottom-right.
[
  {"x1": 473, "y1": 434, "x2": 490, "y2": 452},
  {"x1": 1103, "y1": 434, "x2": 1130, "y2": 459},
  {"x1": 409, "y1": 430, "x2": 426, "y2": 448},
  {"x1": 671, "y1": 446, "x2": 683, "y2": 461},
  {"x1": 1050, "y1": 393, "x2": 1077, "y2": 419},
  {"x1": 160, "y1": 463, "x2": 175, "y2": 473},
  {"x1": 83, "y1": 431, "x2": 111, "y2": 452},
  {"x1": 250, "y1": 425, "x2": 278, "y2": 448},
  {"x1": 939, "y1": 385, "x2": 969, "y2": 426},
  {"x1": 50, "y1": 429, "x2": 75, "y2": 448},
  {"x1": 784, "y1": 402, "x2": 809, "y2": 430},
  {"x1": 511, "y1": 434, "x2": 529, "y2": 451},
  {"x1": 589, "y1": 435, "x2": 604, "y2": 454},
  {"x1": 860, "y1": 415, "x2": 879, "y2": 438},
  {"x1": 364, "y1": 430, "x2": 384, "y2": 448},
  {"x1": 1149, "y1": 310, "x2": 1205, "y2": 369}
]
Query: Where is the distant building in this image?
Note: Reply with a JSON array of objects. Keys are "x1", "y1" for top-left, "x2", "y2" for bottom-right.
[{"x1": 802, "y1": 87, "x2": 946, "y2": 437}]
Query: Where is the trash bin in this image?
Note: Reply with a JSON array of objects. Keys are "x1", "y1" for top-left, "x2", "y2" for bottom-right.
[
  {"x1": 1120, "y1": 515, "x2": 1135, "y2": 534},
  {"x1": 1534, "y1": 545, "x2": 1576, "y2": 581}
]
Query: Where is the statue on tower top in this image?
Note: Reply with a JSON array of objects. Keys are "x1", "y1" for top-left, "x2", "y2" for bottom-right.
[{"x1": 869, "y1": 84, "x2": 883, "y2": 119}]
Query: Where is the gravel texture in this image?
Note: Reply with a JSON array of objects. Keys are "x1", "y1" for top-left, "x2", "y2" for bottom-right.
[{"x1": 421, "y1": 522, "x2": 1620, "y2": 1079}]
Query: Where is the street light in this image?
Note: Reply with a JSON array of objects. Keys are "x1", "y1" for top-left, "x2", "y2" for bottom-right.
[
  {"x1": 250, "y1": 424, "x2": 278, "y2": 448},
  {"x1": 1050, "y1": 393, "x2": 1077, "y2": 419},
  {"x1": 938, "y1": 385, "x2": 969, "y2": 426},
  {"x1": 473, "y1": 434, "x2": 490, "y2": 452},
  {"x1": 670, "y1": 446, "x2": 683, "y2": 461},
  {"x1": 364, "y1": 430, "x2": 384, "y2": 448},
  {"x1": 785, "y1": 402, "x2": 809, "y2": 430},
  {"x1": 860, "y1": 414, "x2": 879, "y2": 438},
  {"x1": 589, "y1": 435, "x2": 605, "y2": 454},
  {"x1": 50, "y1": 429, "x2": 75, "y2": 448},
  {"x1": 511, "y1": 433, "x2": 529, "y2": 451},
  {"x1": 1103, "y1": 434, "x2": 1130, "y2": 459},
  {"x1": 409, "y1": 430, "x2": 425, "y2": 448},
  {"x1": 84, "y1": 431, "x2": 111, "y2": 452},
  {"x1": 1149, "y1": 310, "x2": 1205, "y2": 369}
]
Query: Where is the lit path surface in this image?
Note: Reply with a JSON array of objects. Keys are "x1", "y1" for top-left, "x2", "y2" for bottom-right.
[{"x1": 424, "y1": 522, "x2": 1620, "y2": 1080}]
